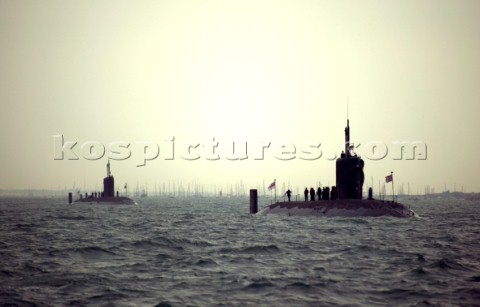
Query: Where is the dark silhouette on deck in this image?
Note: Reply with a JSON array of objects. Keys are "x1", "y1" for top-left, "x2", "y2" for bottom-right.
[
  {"x1": 285, "y1": 189, "x2": 292, "y2": 202},
  {"x1": 310, "y1": 188, "x2": 315, "y2": 201}
]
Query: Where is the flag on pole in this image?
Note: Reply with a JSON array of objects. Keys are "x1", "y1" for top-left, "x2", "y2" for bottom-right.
[
  {"x1": 268, "y1": 181, "x2": 276, "y2": 190},
  {"x1": 385, "y1": 174, "x2": 393, "y2": 183}
]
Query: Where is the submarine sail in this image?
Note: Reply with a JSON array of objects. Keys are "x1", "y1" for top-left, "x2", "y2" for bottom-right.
[{"x1": 336, "y1": 119, "x2": 364, "y2": 199}]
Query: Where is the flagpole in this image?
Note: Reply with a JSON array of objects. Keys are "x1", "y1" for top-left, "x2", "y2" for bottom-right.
[{"x1": 391, "y1": 171, "x2": 395, "y2": 202}]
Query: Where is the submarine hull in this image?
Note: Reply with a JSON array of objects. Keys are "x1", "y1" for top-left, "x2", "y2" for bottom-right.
[
  {"x1": 257, "y1": 199, "x2": 415, "y2": 218},
  {"x1": 74, "y1": 196, "x2": 136, "y2": 205}
]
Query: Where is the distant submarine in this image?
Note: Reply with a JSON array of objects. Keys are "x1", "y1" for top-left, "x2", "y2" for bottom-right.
[
  {"x1": 250, "y1": 119, "x2": 415, "y2": 218},
  {"x1": 68, "y1": 161, "x2": 136, "y2": 205}
]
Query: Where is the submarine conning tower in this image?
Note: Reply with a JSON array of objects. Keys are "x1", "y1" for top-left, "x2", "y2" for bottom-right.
[
  {"x1": 336, "y1": 119, "x2": 365, "y2": 199},
  {"x1": 103, "y1": 160, "x2": 115, "y2": 197}
]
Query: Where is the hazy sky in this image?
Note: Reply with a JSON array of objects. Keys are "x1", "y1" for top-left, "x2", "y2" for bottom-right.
[{"x1": 1, "y1": 0, "x2": 479, "y2": 194}]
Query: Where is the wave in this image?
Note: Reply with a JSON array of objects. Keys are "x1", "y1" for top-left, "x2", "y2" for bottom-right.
[
  {"x1": 283, "y1": 281, "x2": 312, "y2": 290},
  {"x1": 130, "y1": 238, "x2": 165, "y2": 248},
  {"x1": 194, "y1": 258, "x2": 218, "y2": 267},
  {"x1": 87, "y1": 289, "x2": 128, "y2": 302},
  {"x1": 238, "y1": 244, "x2": 280, "y2": 254},
  {"x1": 244, "y1": 281, "x2": 275, "y2": 290},
  {"x1": 409, "y1": 267, "x2": 429, "y2": 276},
  {"x1": 155, "y1": 252, "x2": 173, "y2": 260},
  {"x1": 0, "y1": 270, "x2": 15, "y2": 278},
  {"x1": 53, "y1": 215, "x2": 90, "y2": 221},
  {"x1": 428, "y1": 258, "x2": 468, "y2": 271},
  {"x1": 65, "y1": 246, "x2": 118, "y2": 259},
  {"x1": 467, "y1": 275, "x2": 480, "y2": 282}
]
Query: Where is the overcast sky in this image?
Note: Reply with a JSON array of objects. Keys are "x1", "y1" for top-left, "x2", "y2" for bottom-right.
[{"x1": 1, "y1": 0, "x2": 479, "y2": 194}]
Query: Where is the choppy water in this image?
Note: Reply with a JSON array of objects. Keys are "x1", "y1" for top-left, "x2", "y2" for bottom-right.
[{"x1": 1, "y1": 196, "x2": 479, "y2": 306}]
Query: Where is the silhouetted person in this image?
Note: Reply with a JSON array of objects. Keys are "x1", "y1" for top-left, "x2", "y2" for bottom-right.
[
  {"x1": 368, "y1": 187, "x2": 373, "y2": 200},
  {"x1": 310, "y1": 188, "x2": 315, "y2": 201},
  {"x1": 304, "y1": 188, "x2": 308, "y2": 201},
  {"x1": 323, "y1": 187, "x2": 330, "y2": 200},
  {"x1": 331, "y1": 186, "x2": 337, "y2": 200},
  {"x1": 317, "y1": 187, "x2": 322, "y2": 200},
  {"x1": 117, "y1": 191, "x2": 119, "y2": 197},
  {"x1": 285, "y1": 189, "x2": 292, "y2": 202}
]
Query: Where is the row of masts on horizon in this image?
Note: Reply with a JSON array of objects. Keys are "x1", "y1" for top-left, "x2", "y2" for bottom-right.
[
  {"x1": 65, "y1": 180, "x2": 462, "y2": 198},
  {"x1": 0, "y1": 183, "x2": 468, "y2": 197}
]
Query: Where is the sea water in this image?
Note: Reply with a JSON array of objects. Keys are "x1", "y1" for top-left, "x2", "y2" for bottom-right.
[{"x1": 0, "y1": 196, "x2": 479, "y2": 306}]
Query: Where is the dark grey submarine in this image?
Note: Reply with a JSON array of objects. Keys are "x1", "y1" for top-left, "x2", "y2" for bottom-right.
[
  {"x1": 251, "y1": 119, "x2": 415, "y2": 218},
  {"x1": 69, "y1": 161, "x2": 136, "y2": 205}
]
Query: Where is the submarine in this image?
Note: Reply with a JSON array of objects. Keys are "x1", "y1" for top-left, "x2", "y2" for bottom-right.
[
  {"x1": 68, "y1": 161, "x2": 136, "y2": 205},
  {"x1": 250, "y1": 119, "x2": 415, "y2": 218}
]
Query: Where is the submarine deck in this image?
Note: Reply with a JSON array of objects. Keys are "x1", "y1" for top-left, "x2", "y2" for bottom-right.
[
  {"x1": 74, "y1": 196, "x2": 136, "y2": 205},
  {"x1": 258, "y1": 199, "x2": 415, "y2": 217}
]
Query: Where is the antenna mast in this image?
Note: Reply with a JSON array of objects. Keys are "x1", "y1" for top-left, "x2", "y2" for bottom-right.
[{"x1": 345, "y1": 98, "x2": 350, "y2": 156}]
